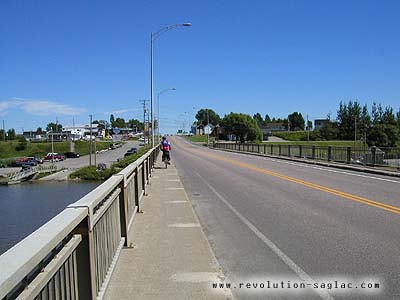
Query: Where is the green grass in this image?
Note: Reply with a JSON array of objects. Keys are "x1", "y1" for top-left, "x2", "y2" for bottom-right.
[
  {"x1": 272, "y1": 131, "x2": 308, "y2": 141},
  {"x1": 263, "y1": 140, "x2": 365, "y2": 147},
  {"x1": 69, "y1": 166, "x2": 116, "y2": 181},
  {"x1": 187, "y1": 135, "x2": 208, "y2": 143},
  {"x1": 0, "y1": 140, "x2": 113, "y2": 159},
  {"x1": 69, "y1": 144, "x2": 152, "y2": 181}
]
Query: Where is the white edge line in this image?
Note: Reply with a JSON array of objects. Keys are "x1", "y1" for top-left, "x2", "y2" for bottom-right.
[{"x1": 195, "y1": 171, "x2": 336, "y2": 300}]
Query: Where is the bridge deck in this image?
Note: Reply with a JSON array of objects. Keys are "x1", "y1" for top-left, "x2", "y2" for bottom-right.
[{"x1": 104, "y1": 159, "x2": 232, "y2": 300}]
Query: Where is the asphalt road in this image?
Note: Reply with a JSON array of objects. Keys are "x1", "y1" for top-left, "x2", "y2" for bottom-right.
[{"x1": 171, "y1": 136, "x2": 400, "y2": 300}]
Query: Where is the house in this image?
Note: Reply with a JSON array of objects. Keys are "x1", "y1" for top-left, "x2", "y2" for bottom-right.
[
  {"x1": 46, "y1": 131, "x2": 63, "y2": 141},
  {"x1": 22, "y1": 131, "x2": 46, "y2": 141},
  {"x1": 262, "y1": 122, "x2": 286, "y2": 134},
  {"x1": 314, "y1": 119, "x2": 329, "y2": 130},
  {"x1": 204, "y1": 124, "x2": 214, "y2": 135},
  {"x1": 194, "y1": 125, "x2": 204, "y2": 135}
]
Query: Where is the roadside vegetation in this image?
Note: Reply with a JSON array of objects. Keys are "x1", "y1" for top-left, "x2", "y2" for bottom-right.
[
  {"x1": 187, "y1": 135, "x2": 208, "y2": 143},
  {"x1": 0, "y1": 140, "x2": 113, "y2": 159},
  {"x1": 192, "y1": 101, "x2": 400, "y2": 148},
  {"x1": 69, "y1": 145, "x2": 152, "y2": 181},
  {"x1": 264, "y1": 139, "x2": 364, "y2": 147}
]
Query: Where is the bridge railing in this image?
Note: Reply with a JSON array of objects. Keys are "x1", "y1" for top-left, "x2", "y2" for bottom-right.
[
  {"x1": 213, "y1": 142, "x2": 400, "y2": 169},
  {"x1": 0, "y1": 146, "x2": 160, "y2": 300}
]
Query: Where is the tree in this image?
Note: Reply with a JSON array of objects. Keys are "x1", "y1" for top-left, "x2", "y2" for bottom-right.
[
  {"x1": 264, "y1": 114, "x2": 271, "y2": 123},
  {"x1": 46, "y1": 122, "x2": 62, "y2": 132},
  {"x1": 127, "y1": 118, "x2": 143, "y2": 131},
  {"x1": 92, "y1": 120, "x2": 109, "y2": 130},
  {"x1": 221, "y1": 113, "x2": 262, "y2": 142},
  {"x1": 337, "y1": 101, "x2": 362, "y2": 140},
  {"x1": 396, "y1": 110, "x2": 400, "y2": 130},
  {"x1": 319, "y1": 121, "x2": 339, "y2": 140},
  {"x1": 110, "y1": 114, "x2": 115, "y2": 125},
  {"x1": 253, "y1": 113, "x2": 264, "y2": 127},
  {"x1": 359, "y1": 105, "x2": 371, "y2": 144},
  {"x1": 36, "y1": 127, "x2": 44, "y2": 134},
  {"x1": 112, "y1": 117, "x2": 126, "y2": 128},
  {"x1": 288, "y1": 112, "x2": 305, "y2": 131},
  {"x1": 7, "y1": 128, "x2": 16, "y2": 140},
  {"x1": 195, "y1": 109, "x2": 221, "y2": 126}
]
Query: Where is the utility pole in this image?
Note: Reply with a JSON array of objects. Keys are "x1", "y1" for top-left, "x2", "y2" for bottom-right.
[
  {"x1": 89, "y1": 115, "x2": 93, "y2": 167},
  {"x1": 207, "y1": 109, "x2": 210, "y2": 146},
  {"x1": 3, "y1": 120, "x2": 6, "y2": 142},
  {"x1": 140, "y1": 100, "x2": 149, "y2": 144},
  {"x1": 94, "y1": 136, "x2": 97, "y2": 167}
]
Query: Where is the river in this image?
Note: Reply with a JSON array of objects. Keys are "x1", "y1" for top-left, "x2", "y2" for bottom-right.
[{"x1": 0, "y1": 181, "x2": 100, "y2": 255}]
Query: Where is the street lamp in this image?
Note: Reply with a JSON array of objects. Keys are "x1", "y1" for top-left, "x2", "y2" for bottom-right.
[
  {"x1": 157, "y1": 88, "x2": 176, "y2": 139},
  {"x1": 150, "y1": 22, "x2": 192, "y2": 147}
]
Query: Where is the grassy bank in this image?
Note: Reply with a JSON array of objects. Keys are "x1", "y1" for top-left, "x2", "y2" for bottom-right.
[
  {"x1": 0, "y1": 140, "x2": 113, "y2": 159},
  {"x1": 187, "y1": 135, "x2": 208, "y2": 143},
  {"x1": 69, "y1": 144, "x2": 152, "y2": 180},
  {"x1": 263, "y1": 140, "x2": 365, "y2": 147}
]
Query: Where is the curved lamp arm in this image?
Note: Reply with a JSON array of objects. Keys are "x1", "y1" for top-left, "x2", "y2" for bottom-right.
[{"x1": 152, "y1": 23, "x2": 192, "y2": 41}]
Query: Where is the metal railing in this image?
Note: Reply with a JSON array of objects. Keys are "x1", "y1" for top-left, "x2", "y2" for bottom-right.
[
  {"x1": 213, "y1": 142, "x2": 400, "y2": 169},
  {"x1": 0, "y1": 146, "x2": 160, "y2": 300}
]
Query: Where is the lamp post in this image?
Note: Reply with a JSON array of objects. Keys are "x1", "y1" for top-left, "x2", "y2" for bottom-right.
[
  {"x1": 150, "y1": 22, "x2": 192, "y2": 147},
  {"x1": 157, "y1": 88, "x2": 176, "y2": 139}
]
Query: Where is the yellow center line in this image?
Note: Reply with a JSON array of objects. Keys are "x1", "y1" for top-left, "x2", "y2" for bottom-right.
[{"x1": 180, "y1": 141, "x2": 400, "y2": 215}]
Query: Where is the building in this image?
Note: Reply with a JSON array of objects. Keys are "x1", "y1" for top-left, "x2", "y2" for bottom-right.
[
  {"x1": 62, "y1": 124, "x2": 105, "y2": 140},
  {"x1": 22, "y1": 131, "x2": 46, "y2": 141},
  {"x1": 204, "y1": 124, "x2": 214, "y2": 135},
  {"x1": 262, "y1": 122, "x2": 286, "y2": 134},
  {"x1": 314, "y1": 119, "x2": 329, "y2": 130}
]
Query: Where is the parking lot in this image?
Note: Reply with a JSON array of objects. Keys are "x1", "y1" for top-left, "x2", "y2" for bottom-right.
[{"x1": 0, "y1": 140, "x2": 142, "y2": 177}]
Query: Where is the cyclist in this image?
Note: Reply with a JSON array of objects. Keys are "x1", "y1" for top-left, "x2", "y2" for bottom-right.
[{"x1": 160, "y1": 136, "x2": 171, "y2": 164}]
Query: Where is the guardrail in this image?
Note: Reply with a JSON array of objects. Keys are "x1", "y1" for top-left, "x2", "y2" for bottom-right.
[
  {"x1": 213, "y1": 142, "x2": 400, "y2": 169},
  {"x1": 0, "y1": 146, "x2": 160, "y2": 300}
]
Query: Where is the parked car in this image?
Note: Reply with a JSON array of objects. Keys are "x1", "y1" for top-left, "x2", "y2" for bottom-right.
[
  {"x1": 64, "y1": 152, "x2": 80, "y2": 158},
  {"x1": 27, "y1": 156, "x2": 43, "y2": 164},
  {"x1": 97, "y1": 163, "x2": 107, "y2": 170},
  {"x1": 22, "y1": 159, "x2": 38, "y2": 167},
  {"x1": 124, "y1": 148, "x2": 138, "y2": 157},
  {"x1": 44, "y1": 153, "x2": 66, "y2": 161}
]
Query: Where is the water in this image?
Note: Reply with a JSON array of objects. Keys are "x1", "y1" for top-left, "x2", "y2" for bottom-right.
[{"x1": 0, "y1": 181, "x2": 100, "y2": 255}]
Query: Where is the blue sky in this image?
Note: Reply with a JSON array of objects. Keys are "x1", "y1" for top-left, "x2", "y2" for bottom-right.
[{"x1": 1, "y1": 0, "x2": 399, "y2": 134}]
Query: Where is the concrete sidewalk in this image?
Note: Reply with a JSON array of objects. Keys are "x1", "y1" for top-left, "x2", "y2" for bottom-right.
[{"x1": 104, "y1": 156, "x2": 233, "y2": 300}]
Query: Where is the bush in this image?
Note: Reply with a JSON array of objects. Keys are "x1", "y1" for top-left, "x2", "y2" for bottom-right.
[
  {"x1": 69, "y1": 145, "x2": 152, "y2": 180},
  {"x1": 69, "y1": 166, "x2": 116, "y2": 181},
  {"x1": 15, "y1": 137, "x2": 27, "y2": 151}
]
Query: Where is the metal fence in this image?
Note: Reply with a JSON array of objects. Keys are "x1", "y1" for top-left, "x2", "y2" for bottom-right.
[
  {"x1": 213, "y1": 142, "x2": 400, "y2": 169},
  {"x1": 0, "y1": 146, "x2": 159, "y2": 300}
]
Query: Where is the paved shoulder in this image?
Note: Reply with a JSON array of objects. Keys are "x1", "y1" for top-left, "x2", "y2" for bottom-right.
[{"x1": 104, "y1": 155, "x2": 233, "y2": 300}]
